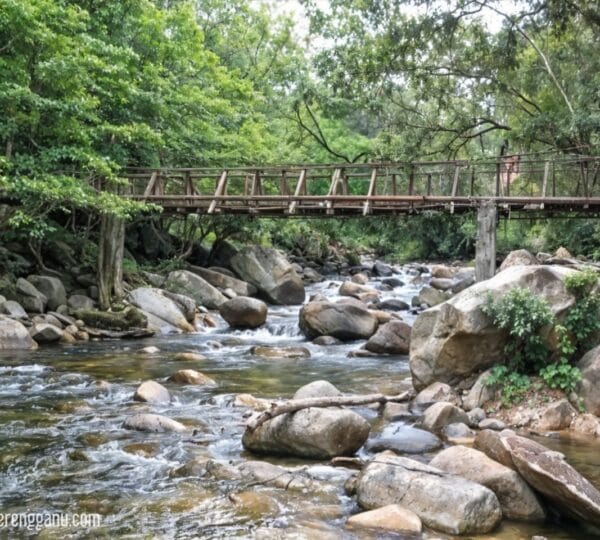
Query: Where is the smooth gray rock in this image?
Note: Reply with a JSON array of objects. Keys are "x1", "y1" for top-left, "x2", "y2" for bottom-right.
[
  {"x1": 365, "y1": 321, "x2": 411, "y2": 354},
  {"x1": 67, "y1": 294, "x2": 94, "y2": 311},
  {"x1": 366, "y1": 423, "x2": 442, "y2": 454},
  {"x1": 356, "y1": 453, "x2": 502, "y2": 534},
  {"x1": 188, "y1": 265, "x2": 257, "y2": 296},
  {"x1": 231, "y1": 246, "x2": 305, "y2": 305},
  {"x1": 421, "y1": 402, "x2": 469, "y2": 431},
  {"x1": 16, "y1": 278, "x2": 47, "y2": 313},
  {"x1": 0, "y1": 300, "x2": 27, "y2": 319},
  {"x1": 219, "y1": 296, "x2": 267, "y2": 328},
  {"x1": 0, "y1": 316, "x2": 37, "y2": 350},
  {"x1": 165, "y1": 270, "x2": 227, "y2": 310},
  {"x1": 127, "y1": 288, "x2": 194, "y2": 332},
  {"x1": 29, "y1": 323, "x2": 63, "y2": 343},
  {"x1": 299, "y1": 301, "x2": 378, "y2": 340},
  {"x1": 133, "y1": 380, "x2": 171, "y2": 404},
  {"x1": 27, "y1": 275, "x2": 67, "y2": 311},
  {"x1": 123, "y1": 413, "x2": 187, "y2": 433},
  {"x1": 293, "y1": 380, "x2": 341, "y2": 400},
  {"x1": 577, "y1": 344, "x2": 600, "y2": 415}
]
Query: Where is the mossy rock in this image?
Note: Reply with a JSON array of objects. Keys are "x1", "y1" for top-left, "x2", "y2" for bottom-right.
[{"x1": 74, "y1": 306, "x2": 147, "y2": 330}]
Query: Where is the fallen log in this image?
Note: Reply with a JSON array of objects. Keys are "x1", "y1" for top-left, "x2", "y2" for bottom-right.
[{"x1": 246, "y1": 391, "x2": 411, "y2": 432}]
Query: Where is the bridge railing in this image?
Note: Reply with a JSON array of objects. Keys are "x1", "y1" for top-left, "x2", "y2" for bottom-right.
[{"x1": 121, "y1": 155, "x2": 600, "y2": 215}]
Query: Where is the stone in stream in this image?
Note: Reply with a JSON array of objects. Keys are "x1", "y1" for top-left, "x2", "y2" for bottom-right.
[
  {"x1": 364, "y1": 321, "x2": 411, "y2": 355},
  {"x1": 164, "y1": 270, "x2": 227, "y2": 309},
  {"x1": 373, "y1": 299, "x2": 409, "y2": 311},
  {"x1": 133, "y1": 380, "x2": 171, "y2": 403},
  {"x1": 299, "y1": 301, "x2": 378, "y2": 341},
  {"x1": 67, "y1": 294, "x2": 94, "y2": 311},
  {"x1": 414, "y1": 381, "x2": 460, "y2": 406},
  {"x1": 28, "y1": 323, "x2": 63, "y2": 343},
  {"x1": 577, "y1": 344, "x2": 600, "y2": 416},
  {"x1": 312, "y1": 335, "x2": 341, "y2": 346},
  {"x1": 219, "y1": 296, "x2": 267, "y2": 329},
  {"x1": 429, "y1": 445, "x2": 546, "y2": 522},
  {"x1": 0, "y1": 300, "x2": 28, "y2": 319},
  {"x1": 127, "y1": 287, "x2": 194, "y2": 332},
  {"x1": 187, "y1": 265, "x2": 257, "y2": 296},
  {"x1": 174, "y1": 351, "x2": 207, "y2": 362},
  {"x1": 168, "y1": 369, "x2": 216, "y2": 386},
  {"x1": 421, "y1": 401, "x2": 469, "y2": 431},
  {"x1": 16, "y1": 278, "x2": 47, "y2": 313},
  {"x1": 346, "y1": 504, "x2": 422, "y2": 534},
  {"x1": 26, "y1": 275, "x2": 67, "y2": 311},
  {"x1": 230, "y1": 245, "x2": 305, "y2": 305},
  {"x1": 242, "y1": 381, "x2": 369, "y2": 459},
  {"x1": 533, "y1": 399, "x2": 577, "y2": 431},
  {"x1": 234, "y1": 393, "x2": 272, "y2": 411},
  {"x1": 339, "y1": 281, "x2": 379, "y2": 302},
  {"x1": 229, "y1": 491, "x2": 279, "y2": 519},
  {"x1": 365, "y1": 423, "x2": 442, "y2": 454},
  {"x1": 417, "y1": 286, "x2": 449, "y2": 308},
  {"x1": 141, "y1": 346, "x2": 160, "y2": 354},
  {"x1": 441, "y1": 422, "x2": 475, "y2": 442},
  {"x1": 503, "y1": 434, "x2": 600, "y2": 527},
  {"x1": 250, "y1": 346, "x2": 310, "y2": 359},
  {"x1": 410, "y1": 265, "x2": 578, "y2": 390},
  {"x1": 0, "y1": 316, "x2": 38, "y2": 350},
  {"x1": 351, "y1": 272, "x2": 369, "y2": 285},
  {"x1": 123, "y1": 413, "x2": 187, "y2": 433},
  {"x1": 356, "y1": 452, "x2": 502, "y2": 534}
]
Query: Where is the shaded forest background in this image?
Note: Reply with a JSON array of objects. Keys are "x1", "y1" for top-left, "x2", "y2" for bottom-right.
[{"x1": 1, "y1": 0, "x2": 600, "y2": 275}]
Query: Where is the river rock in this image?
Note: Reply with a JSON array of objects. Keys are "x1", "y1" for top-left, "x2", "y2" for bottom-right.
[
  {"x1": 430, "y1": 277, "x2": 455, "y2": 291},
  {"x1": 374, "y1": 299, "x2": 409, "y2": 311},
  {"x1": 0, "y1": 300, "x2": 27, "y2": 319},
  {"x1": 417, "y1": 286, "x2": 449, "y2": 307},
  {"x1": 303, "y1": 267, "x2": 323, "y2": 283},
  {"x1": 242, "y1": 407, "x2": 370, "y2": 459},
  {"x1": 504, "y1": 434, "x2": 600, "y2": 526},
  {"x1": 123, "y1": 413, "x2": 187, "y2": 433},
  {"x1": 133, "y1": 380, "x2": 171, "y2": 403},
  {"x1": 128, "y1": 288, "x2": 194, "y2": 332},
  {"x1": 0, "y1": 316, "x2": 37, "y2": 350},
  {"x1": 230, "y1": 491, "x2": 279, "y2": 519},
  {"x1": 373, "y1": 261, "x2": 393, "y2": 277},
  {"x1": 431, "y1": 265, "x2": 455, "y2": 279},
  {"x1": 67, "y1": 294, "x2": 94, "y2": 311},
  {"x1": 570, "y1": 414, "x2": 600, "y2": 437},
  {"x1": 499, "y1": 249, "x2": 538, "y2": 271},
  {"x1": 356, "y1": 453, "x2": 502, "y2": 534},
  {"x1": 168, "y1": 369, "x2": 216, "y2": 386},
  {"x1": 234, "y1": 393, "x2": 272, "y2": 411},
  {"x1": 577, "y1": 344, "x2": 600, "y2": 415},
  {"x1": 313, "y1": 335, "x2": 341, "y2": 346},
  {"x1": 187, "y1": 265, "x2": 257, "y2": 296},
  {"x1": 479, "y1": 418, "x2": 507, "y2": 430},
  {"x1": 441, "y1": 422, "x2": 475, "y2": 442},
  {"x1": 299, "y1": 301, "x2": 378, "y2": 341},
  {"x1": 174, "y1": 351, "x2": 207, "y2": 362},
  {"x1": 474, "y1": 429, "x2": 518, "y2": 469},
  {"x1": 251, "y1": 346, "x2": 310, "y2": 359},
  {"x1": 339, "y1": 281, "x2": 379, "y2": 302},
  {"x1": 27, "y1": 275, "x2": 67, "y2": 311},
  {"x1": 421, "y1": 402, "x2": 469, "y2": 431},
  {"x1": 219, "y1": 297, "x2": 267, "y2": 328},
  {"x1": 294, "y1": 380, "x2": 341, "y2": 399},
  {"x1": 365, "y1": 423, "x2": 442, "y2": 454},
  {"x1": 364, "y1": 321, "x2": 411, "y2": 354},
  {"x1": 351, "y1": 273, "x2": 369, "y2": 285},
  {"x1": 230, "y1": 246, "x2": 305, "y2": 305},
  {"x1": 410, "y1": 265, "x2": 577, "y2": 390},
  {"x1": 533, "y1": 399, "x2": 577, "y2": 431},
  {"x1": 16, "y1": 278, "x2": 47, "y2": 313},
  {"x1": 165, "y1": 270, "x2": 227, "y2": 309},
  {"x1": 28, "y1": 323, "x2": 63, "y2": 343},
  {"x1": 347, "y1": 504, "x2": 422, "y2": 534},
  {"x1": 414, "y1": 382, "x2": 460, "y2": 406},
  {"x1": 430, "y1": 445, "x2": 546, "y2": 521},
  {"x1": 462, "y1": 369, "x2": 497, "y2": 410},
  {"x1": 162, "y1": 291, "x2": 197, "y2": 322}
]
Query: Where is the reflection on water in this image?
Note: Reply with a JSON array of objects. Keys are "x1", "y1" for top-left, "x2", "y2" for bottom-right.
[{"x1": 0, "y1": 268, "x2": 599, "y2": 538}]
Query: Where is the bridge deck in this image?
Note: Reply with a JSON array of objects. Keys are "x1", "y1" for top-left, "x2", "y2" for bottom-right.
[{"x1": 120, "y1": 156, "x2": 600, "y2": 216}]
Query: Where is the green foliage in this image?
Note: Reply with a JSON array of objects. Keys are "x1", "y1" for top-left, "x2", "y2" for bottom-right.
[
  {"x1": 539, "y1": 360, "x2": 582, "y2": 393},
  {"x1": 486, "y1": 366, "x2": 531, "y2": 407},
  {"x1": 563, "y1": 269, "x2": 600, "y2": 349},
  {"x1": 482, "y1": 288, "x2": 554, "y2": 373}
]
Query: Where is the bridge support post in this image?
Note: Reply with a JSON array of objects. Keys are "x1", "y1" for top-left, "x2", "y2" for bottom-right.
[{"x1": 475, "y1": 201, "x2": 497, "y2": 282}]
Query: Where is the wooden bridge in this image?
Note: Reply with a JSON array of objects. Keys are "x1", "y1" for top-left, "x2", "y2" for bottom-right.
[
  {"x1": 121, "y1": 155, "x2": 600, "y2": 281},
  {"x1": 123, "y1": 156, "x2": 600, "y2": 217}
]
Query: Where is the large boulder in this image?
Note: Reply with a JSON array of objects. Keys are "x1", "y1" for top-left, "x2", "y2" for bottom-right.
[
  {"x1": 164, "y1": 270, "x2": 226, "y2": 310},
  {"x1": 499, "y1": 249, "x2": 538, "y2": 271},
  {"x1": 346, "y1": 505, "x2": 422, "y2": 534},
  {"x1": 339, "y1": 281, "x2": 379, "y2": 302},
  {"x1": 462, "y1": 369, "x2": 497, "y2": 411},
  {"x1": 365, "y1": 423, "x2": 442, "y2": 454},
  {"x1": 133, "y1": 380, "x2": 171, "y2": 404},
  {"x1": 421, "y1": 402, "x2": 469, "y2": 431},
  {"x1": 16, "y1": 277, "x2": 47, "y2": 313},
  {"x1": 242, "y1": 406, "x2": 370, "y2": 459},
  {"x1": 123, "y1": 413, "x2": 187, "y2": 433},
  {"x1": 231, "y1": 246, "x2": 305, "y2": 305},
  {"x1": 577, "y1": 344, "x2": 600, "y2": 415},
  {"x1": 429, "y1": 445, "x2": 546, "y2": 521},
  {"x1": 356, "y1": 453, "x2": 502, "y2": 534},
  {"x1": 410, "y1": 265, "x2": 577, "y2": 390},
  {"x1": 219, "y1": 297, "x2": 267, "y2": 329},
  {"x1": 0, "y1": 300, "x2": 27, "y2": 320},
  {"x1": 27, "y1": 275, "x2": 67, "y2": 311},
  {"x1": 187, "y1": 265, "x2": 257, "y2": 297},
  {"x1": 29, "y1": 323, "x2": 63, "y2": 343},
  {"x1": 0, "y1": 316, "x2": 37, "y2": 350},
  {"x1": 365, "y1": 321, "x2": 411, "y2": 354},
  {"x1": 415, "y1": 382, "x2": 460, "y2": 407},
  {"x1": 503, "y1": 434, "x2": 600, "y2": 526},
  {"x1": 299, "y1": 301, "x2": 378, "y2": 341},
  {"x1": 127, "y1": 288, "x2": 194, "y2": 332}
]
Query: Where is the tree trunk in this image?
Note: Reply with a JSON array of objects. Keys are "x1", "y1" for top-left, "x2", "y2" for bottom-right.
[{"x1": 98, "y1": 213, "x2": 125, "y2": 310}]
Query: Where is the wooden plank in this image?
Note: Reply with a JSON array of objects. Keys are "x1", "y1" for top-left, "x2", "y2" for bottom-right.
[
  {"x1": 208, "y1": 170, "x2": 228, "y2": 214},
  {"x1": 142, "y1": 171, "x2": 158, "y2": 199},
  {"x1": 288, "y1": 169, "x2": 307, "y2": 214},
  {"x1": 540, "y1": 161, "x2": 550, "y2": 209},
  {"x1": 281, "y1": 171, "x2": 289, "y2": 195},
  {"x1": 362, "y1": 167, "x2": 378, "y2": 216},
  {"x1": 451, "y1": 165, "x2": 461, "y2": 197},
  {"x1": 326, "y1": 168, "x2": 341, "y2": 214}
]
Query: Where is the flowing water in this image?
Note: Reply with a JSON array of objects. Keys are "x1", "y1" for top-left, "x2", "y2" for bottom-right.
[{"x1": 1, "y1": 266, "x2": 599, "y2": 539}]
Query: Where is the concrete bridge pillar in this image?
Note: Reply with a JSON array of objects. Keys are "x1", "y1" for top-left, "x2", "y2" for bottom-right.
[{"x1": 475, "y1": 201, "x2": 497, "y2": 282}]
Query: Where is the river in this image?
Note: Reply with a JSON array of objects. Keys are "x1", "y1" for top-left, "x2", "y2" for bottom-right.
[{"x1": 0, "y1": 266, "x2": 599, "y2": 539}]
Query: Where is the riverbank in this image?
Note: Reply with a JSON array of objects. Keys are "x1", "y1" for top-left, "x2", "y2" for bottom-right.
[{"x1": 1, "y1": 246, "x2": 600, "y2": 538}]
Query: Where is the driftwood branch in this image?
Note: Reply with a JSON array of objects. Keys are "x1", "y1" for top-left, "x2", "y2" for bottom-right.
[{"x1": 246, "y1": 391, "x2": 411, "y2": 432}]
